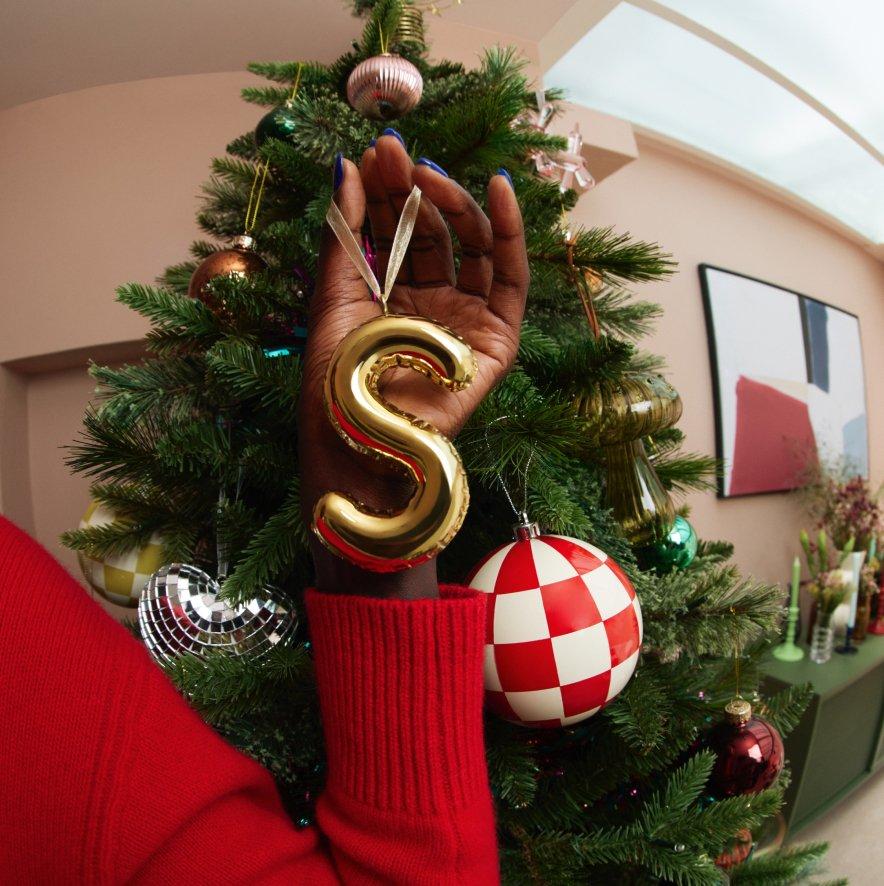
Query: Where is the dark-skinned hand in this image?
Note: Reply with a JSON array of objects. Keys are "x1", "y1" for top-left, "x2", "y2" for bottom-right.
[{"x1": 298, "y1": 135, "x2": 530, "y2": 598}]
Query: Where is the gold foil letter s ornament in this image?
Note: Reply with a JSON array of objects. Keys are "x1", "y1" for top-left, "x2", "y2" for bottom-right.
[
  {"x1": 313, "y1": 186, "x2": 476, "y2": 571},
  {"x1": 314, "y1": 314, "x2": 475, "y2": 571}
]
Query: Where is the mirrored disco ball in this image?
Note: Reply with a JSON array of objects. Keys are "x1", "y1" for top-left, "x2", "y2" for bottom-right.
[{"x1": 138, "y1": 563, "x2": 296, "y2": 666}]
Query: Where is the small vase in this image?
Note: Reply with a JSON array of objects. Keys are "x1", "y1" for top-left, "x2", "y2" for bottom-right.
[
  {"x1": 810, "y1": 620, "x2": 834, "y2": 664},
  {"x1": 854, "y1": 595, "x2": 871, "y2": 642}
]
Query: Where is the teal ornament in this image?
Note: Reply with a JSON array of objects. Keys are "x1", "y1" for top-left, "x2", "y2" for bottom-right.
[
  {"x1": 255, "y1": 102, "x2": 298, "y2": 147},
  {"x1": 635, "y1": 515, "x2": 697, "y2": 573}
]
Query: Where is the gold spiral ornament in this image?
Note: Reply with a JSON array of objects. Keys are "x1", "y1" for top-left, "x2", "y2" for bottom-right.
[
  {"x1": 313, "y1": 314, "x2": 476, "y2": 572},
  {"x1": 395, "y1": 5, "x2": 426, "y2": 46}
]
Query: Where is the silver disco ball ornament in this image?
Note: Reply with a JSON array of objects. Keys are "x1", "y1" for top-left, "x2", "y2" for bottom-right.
[
  {"x1": 138, "y1": 563, "x2": 296, "y2": 666},
  {"x1": 346, "y1": 53, "x2": 423, "y2": 120}
]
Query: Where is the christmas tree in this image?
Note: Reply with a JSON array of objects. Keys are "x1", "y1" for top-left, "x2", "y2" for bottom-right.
[{"x1": 63, "y1": 1, "x2": 836, "y2": 882}]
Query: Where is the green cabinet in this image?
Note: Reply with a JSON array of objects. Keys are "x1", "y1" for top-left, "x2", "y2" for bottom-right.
[{"x1": 762, "y1": 635, "x2": 884, "y2": 833}]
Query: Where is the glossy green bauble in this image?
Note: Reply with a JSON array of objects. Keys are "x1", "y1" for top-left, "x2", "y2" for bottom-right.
[
  {"x1": 255, "y1": 103, "x2": 298, "y2": 147},
  {"x1": 635, "y1": 515, "x2": 698, "y2": 573}
]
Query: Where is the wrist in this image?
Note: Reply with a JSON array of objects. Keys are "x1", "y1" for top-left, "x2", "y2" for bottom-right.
[{"x1": 309, "y1": 536, "x2": 440, "y2": 599}]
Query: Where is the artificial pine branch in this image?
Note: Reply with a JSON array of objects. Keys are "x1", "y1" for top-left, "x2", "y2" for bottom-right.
[{"x1": 60, "y1": 0, "x2": 828, "y2": 877}]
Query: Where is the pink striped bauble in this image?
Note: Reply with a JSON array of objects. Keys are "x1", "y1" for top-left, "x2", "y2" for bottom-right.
[
  {"x1": 467, "y1": 530, "x2": 642, "y2": 728},
  {"x1": 346, "y1": 53, "x2": 423, "y2": 121}
]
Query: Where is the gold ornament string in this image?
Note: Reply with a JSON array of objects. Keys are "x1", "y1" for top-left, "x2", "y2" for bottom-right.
[
  {"x1": 378, "y1": 25, "x2": 390, "y2": 55},
  {"x1": 325, "y1": 185, "x2": 422, "y2": 314},
  {"x1": 562, "y1": 204, "x2": 601, "y2": 339},
  {"x1": 288, "y1": 62, "x2": 304, "y2": 101},
  {"x1": 244, "y1": 164, "x2": 270, "y2": 234},
  {"x1": 732, "y1": 625, "x2": 743, "y2": 699},
  {"x1": 243, "y1": 63, "x2": 304, "y2": 235}
]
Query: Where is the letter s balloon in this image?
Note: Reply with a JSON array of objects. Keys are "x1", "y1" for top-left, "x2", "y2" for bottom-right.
[{"x1": 312, "y1": 314, "x2": 477, "y2": 572}]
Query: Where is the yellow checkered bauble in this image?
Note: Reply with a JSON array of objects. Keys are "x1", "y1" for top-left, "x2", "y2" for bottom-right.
[{"x1": 77, "y1": 501, "x2": 165, "y2": 608}]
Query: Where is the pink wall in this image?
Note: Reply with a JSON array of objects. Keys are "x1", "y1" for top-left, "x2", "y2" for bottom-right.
[
  {"x1": 1, "y1": 68, "x2": 881, "y2": 606},
  {"x1": 574, "y1": 136, "x2": 884, "y2": 583}
]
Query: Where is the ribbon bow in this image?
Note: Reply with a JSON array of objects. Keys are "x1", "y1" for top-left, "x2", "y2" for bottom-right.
[
  {"x1": 325, "y1": 185, "x2": 422, "y2": 314},
  {"x1": 525, "y1": 91, "x2": 595, "y2": 194}
]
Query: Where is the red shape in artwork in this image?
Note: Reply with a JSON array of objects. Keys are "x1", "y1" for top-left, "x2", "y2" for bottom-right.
[{"x1": 729, "y1": 376, "x2": 818, "y2": 495}]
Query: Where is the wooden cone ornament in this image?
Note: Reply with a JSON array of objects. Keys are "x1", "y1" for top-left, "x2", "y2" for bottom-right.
[{"x1": 468, "y1": 515, "x2": 642, "y2": 728}]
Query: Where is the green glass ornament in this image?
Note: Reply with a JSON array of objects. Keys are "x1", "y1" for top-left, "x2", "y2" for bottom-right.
[
  {"x1": 255, "y1": 102, "x2": 297, "y2": 147},
  {"x1": 635, "y1": 515, "x2": 698, "y2": 573}
]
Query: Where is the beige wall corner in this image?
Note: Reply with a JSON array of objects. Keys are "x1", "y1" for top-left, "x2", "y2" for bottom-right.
[{"x1": 0, "y1": 366, "x2": 34, "y2": 532}]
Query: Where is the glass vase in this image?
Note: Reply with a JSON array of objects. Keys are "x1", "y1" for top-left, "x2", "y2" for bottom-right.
[{"x1": 810, "y1": 619, "x2": 834, "y2": 664}]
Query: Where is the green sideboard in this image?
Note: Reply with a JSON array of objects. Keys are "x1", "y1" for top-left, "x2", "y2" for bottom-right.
[{"x1": 762, "y1": 635, "x2": 884, "y2": 834}]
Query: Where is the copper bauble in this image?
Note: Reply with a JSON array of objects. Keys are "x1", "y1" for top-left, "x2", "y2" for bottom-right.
[
  {"x1": 188, "y1": 234, "x2": 267, "y2": 313},
  {"x1": 715, "y1": 828, "x2": 753, "y2": 870},
  {"x1": 708, "y1": 699, "x2": 784, "y2": 798},
  {"x1": 346, "y1": 53, "x2": 423, "y2": 120}
]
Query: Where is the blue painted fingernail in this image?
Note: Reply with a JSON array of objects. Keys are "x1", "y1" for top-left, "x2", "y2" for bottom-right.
[
  {"x1": 333, "y1": 152, "x2": 344, "y2": 190},
  {"x1": 382, "y1": 127, "x2": 405, "y2": 147},
  {"x1": 417, "y1": 157, "x2": 449, "y2": 177},
  {"x1": 498, "y1": 167, "x2": 514, "y2": 190},
  {"x1": 369, "y1": 138, "x2": 377, "y2": 147}
]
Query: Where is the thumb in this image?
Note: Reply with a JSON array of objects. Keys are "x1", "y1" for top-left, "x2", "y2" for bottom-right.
[{"x1": 314, "y1": 155, "x2": 369, "y2": 313}]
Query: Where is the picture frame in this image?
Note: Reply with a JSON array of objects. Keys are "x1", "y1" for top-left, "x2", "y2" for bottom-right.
[{"x1": 699, "y1": 264, "x2": 868, "y2": 498}]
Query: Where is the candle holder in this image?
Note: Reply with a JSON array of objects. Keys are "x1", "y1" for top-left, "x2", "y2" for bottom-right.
[
  {"x1": 772, "y1": 602, "x2": 804, "y2": 661},
  {"x1": 773, "y1": 557, "x2": 805, "y2": 662},
  {"x1": 835, "y1": 624, "x2": 859, "y2": 655}
]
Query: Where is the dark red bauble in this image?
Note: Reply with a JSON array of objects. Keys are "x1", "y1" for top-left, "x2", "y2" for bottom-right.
[
  {"x1": 708, "y1": 699, "x2": 784, "y2": 798},
  {"x1": 188, "y1": 234, "x2": 267, "y2": 314}
]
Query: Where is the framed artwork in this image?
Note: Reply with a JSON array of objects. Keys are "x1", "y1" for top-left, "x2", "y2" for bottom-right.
[{"x1": 699, "y1": 265, "x2": 868, "y2": 498}]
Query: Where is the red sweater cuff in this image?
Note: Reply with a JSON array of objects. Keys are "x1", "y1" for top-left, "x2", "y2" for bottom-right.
[{"x1": 306, "y1": 585, "x2": 489, "y2": 816}]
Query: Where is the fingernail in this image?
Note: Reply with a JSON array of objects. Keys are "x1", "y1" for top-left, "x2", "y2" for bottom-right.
[
  {"x1": 382, "y1": 127, "x2": 405, "y2": 147},
  {"x1": 368, "y1": 138, "x2": 377, "y2": 147},
  {"x1": 417, "y1": 157, "x2": 449, "y2": 177},
  {"x1": 333, "y1": 152, "x2": 344, "y2": 191},
  {"x1": 498, "y1": 167, "x2": 514, "y2": 190}
]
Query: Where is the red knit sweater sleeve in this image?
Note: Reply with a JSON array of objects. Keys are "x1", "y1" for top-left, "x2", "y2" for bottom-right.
[{"x1": 0, "y1": 517, "x2": 498, "y2": 884}]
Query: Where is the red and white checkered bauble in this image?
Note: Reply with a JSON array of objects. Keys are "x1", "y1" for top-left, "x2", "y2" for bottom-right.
[{"x1": 468, "y1": 532, "x2": 642, "y2": 728}]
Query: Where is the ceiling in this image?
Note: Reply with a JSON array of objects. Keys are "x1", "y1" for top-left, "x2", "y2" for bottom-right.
[
  {"x1": 5, "y1": 0, "x2": 881, "y2": 247},
  {"x1": 0, "y1": 0, "x2": 574, "y2": 110},
  {"x1": 544, "y1": 0, "x2": 884, "y2": 246}
]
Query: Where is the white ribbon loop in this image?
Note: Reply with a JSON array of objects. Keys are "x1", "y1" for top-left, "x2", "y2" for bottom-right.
[{"x1": 326, "y1": 185, "x2": 422, "y2": 314}]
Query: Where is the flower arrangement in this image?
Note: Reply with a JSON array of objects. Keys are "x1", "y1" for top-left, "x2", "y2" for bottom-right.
[
  {"x1": 800, "y1": 529, "x2": 854, "y2": 626},
  {"x1": 860, "y1": 555, "x2": 879, "y2": 602},
  {"x1": 803, "y1": 468, "x2": 881, "y2": 551}
]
